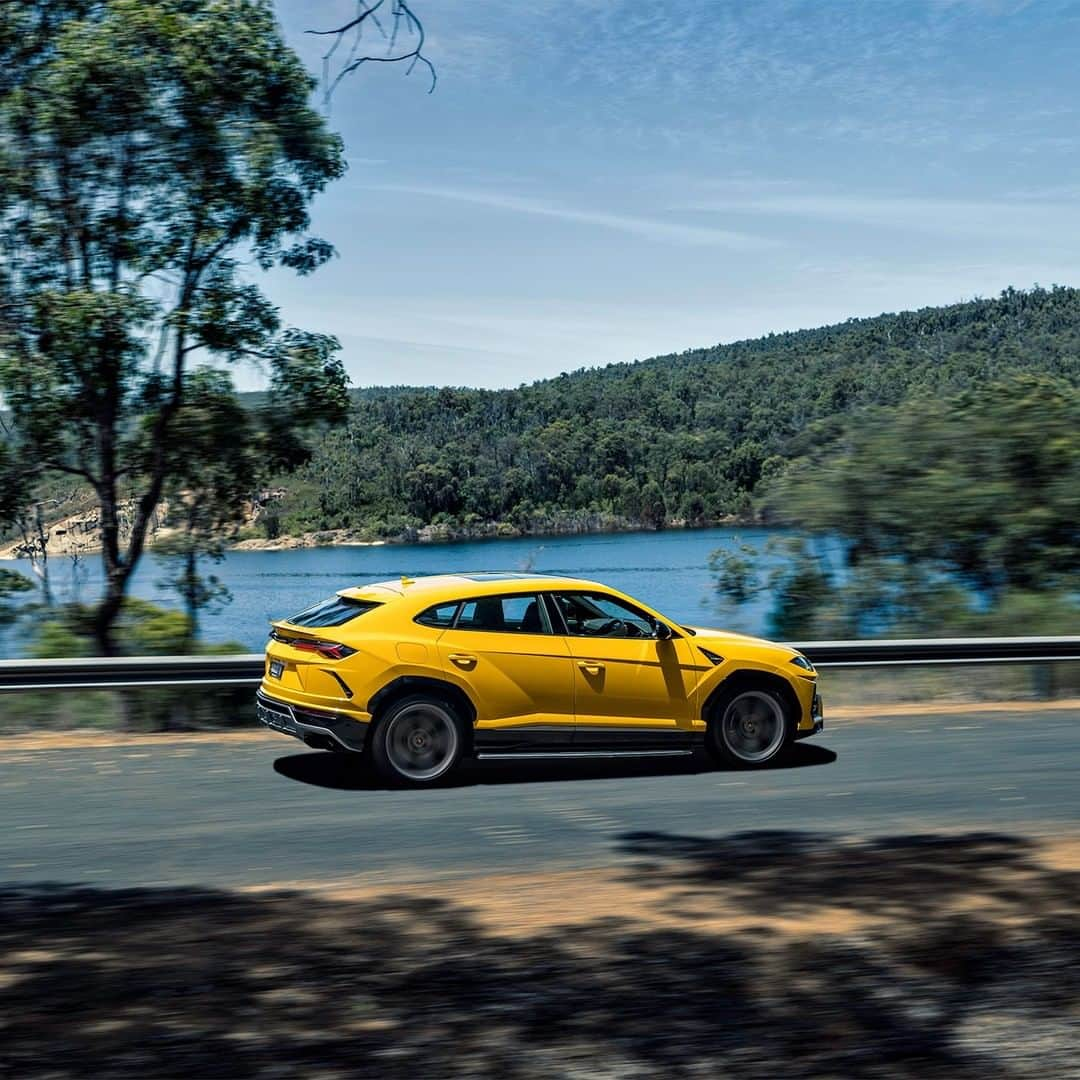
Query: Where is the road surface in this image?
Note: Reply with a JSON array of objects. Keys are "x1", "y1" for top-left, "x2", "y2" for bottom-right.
[{"x1": 2, "y1": 707, "x2": 1077, "y2": 890}]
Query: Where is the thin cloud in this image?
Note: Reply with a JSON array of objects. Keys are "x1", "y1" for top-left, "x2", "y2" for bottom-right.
[
  {"x1": 367, "y1": 183, "x2": 780, "y2": 250},
  {"x1": 680, "y1": 190, "x2": 1078, "y2": 239}
]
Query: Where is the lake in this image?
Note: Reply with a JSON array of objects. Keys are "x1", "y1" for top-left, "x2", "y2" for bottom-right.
[{"x1": 1, "y1": 526, "x2": 821, "y2": 655}]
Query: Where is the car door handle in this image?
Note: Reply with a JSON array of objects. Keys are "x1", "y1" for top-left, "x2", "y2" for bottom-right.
[
  {"x1": 448, "y1": 653, "x2": 478, "y2": 667},
  {"x1": 577, "y1": 661, "x2": 604, "y2": 674}
]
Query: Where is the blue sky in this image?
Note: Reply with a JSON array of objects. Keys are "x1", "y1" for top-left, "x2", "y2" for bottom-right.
[{"x1": 261, "y1": 0, "x2": 1080, "y2": 389}]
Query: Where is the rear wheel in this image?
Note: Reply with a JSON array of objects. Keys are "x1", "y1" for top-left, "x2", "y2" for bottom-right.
[
  {"x1": 706, "y1": 684, "x2": 791, "y2": 768},
  {"x1": 370, "y1": 694, "x2": 465, "y2": 785}
]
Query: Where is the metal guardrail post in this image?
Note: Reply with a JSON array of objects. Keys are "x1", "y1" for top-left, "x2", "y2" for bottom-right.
[{"x1": 1031, "y1": 663, "x2": 1055, "y2": 700}]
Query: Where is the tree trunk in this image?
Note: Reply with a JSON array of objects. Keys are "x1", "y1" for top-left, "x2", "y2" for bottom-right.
[
  {"x1": 183, "y1": 545, "x2": 198, "y2": 650},
  {"x1": 31, "y1": 504, "x2": 53, "y2": 608},
  {"x1": 93, "y1": 584, "x2": 125, "y2": 657}
]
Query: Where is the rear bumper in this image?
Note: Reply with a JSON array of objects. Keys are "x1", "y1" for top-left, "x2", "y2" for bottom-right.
[{"x1": 256, "y1": 691, "x2": 369, "y2": 753}]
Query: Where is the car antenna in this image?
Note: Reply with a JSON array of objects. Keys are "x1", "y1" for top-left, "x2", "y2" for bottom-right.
[{"x1": 401, "y1": 574, "x2": 414, "y2": 586}]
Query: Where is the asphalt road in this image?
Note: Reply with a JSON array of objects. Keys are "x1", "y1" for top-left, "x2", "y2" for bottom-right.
[{"x1": 2, "y1": 708, "x2": 1077, "y2": 890}]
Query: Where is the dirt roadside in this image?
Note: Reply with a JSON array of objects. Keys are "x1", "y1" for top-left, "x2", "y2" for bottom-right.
[{"x1": 238, "y1": 832, "x2": 1080, "y2": 939}]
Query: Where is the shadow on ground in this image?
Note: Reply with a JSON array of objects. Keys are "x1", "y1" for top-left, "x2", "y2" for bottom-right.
[
  {"x1": 273, "y1": 742, "x2": 838, "y2": 791},
  {"x1": 1, "y1": 830, "x2": 1076, "y2": 1078}
]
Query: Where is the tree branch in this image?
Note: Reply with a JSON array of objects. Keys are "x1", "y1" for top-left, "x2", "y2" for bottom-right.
[
  {"x1": 306, "y1": 0, "x2": 389, "y2": 39},
  {"x1": 41, "y1": 460, "x2": 100, "y2": 488},
  {"x1": 120, "y1": 215, "x2": 225, "y2": 589},
  {"x1": 109, "y1": 132, "x2": 135, "y2": 293},
  {"x1": 309, "y1": 0, "x2": 435, "y2": 102}
]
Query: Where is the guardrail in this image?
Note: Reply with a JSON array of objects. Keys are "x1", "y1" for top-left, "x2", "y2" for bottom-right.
[
  {"x1": 793, "y1": 636, "x2": 1080, "y2": 668},
  {"x1": 0, "y1": 654, "x2": 266, "y2": 692},
  {"x1": 0, "y1": 636, "x2": 1078, "y2": 691}
]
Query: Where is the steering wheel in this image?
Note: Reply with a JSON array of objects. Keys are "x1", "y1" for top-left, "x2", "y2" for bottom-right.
[{"x1": 594, "y1": 617, "x2": 626, "y2": 637}]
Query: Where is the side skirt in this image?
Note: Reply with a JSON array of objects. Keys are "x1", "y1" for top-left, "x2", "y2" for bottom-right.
[
  {"x1": 475, "y1": 748, "x2": 693, "y2": 760},
  {"x1": 472, "y1": 725, "x2": 701, "y2": 757}
]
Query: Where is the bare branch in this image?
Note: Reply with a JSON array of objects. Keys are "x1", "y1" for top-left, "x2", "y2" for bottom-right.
[
  {"x1": 309, "y1": 0, "x2": 435, "y2": 103},
  {"x1": 306, "y1": 0, "x2": 389, "y2": 40},
  {"x1": 181, "y1": 341, "x2": 276, "y2": 363},
  {"x1": 41, "y1": 460, "x2": 99, "y2": 487}
]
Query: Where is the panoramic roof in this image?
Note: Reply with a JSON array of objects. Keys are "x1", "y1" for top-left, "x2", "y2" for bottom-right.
[{"x1": 454, "y1": 572, "x2": 559, "y2": 581}]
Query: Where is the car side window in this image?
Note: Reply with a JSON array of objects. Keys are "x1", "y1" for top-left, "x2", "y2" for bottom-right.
[
  {"x1": 454, "y1": 594, "x2": 549, "y2": 634},
  {"x1": 550, "y1": 591, "x2": 657, "y2": 639},
  {"x1": 414, "y1": 601, "x2": 460, "y2": 628}
]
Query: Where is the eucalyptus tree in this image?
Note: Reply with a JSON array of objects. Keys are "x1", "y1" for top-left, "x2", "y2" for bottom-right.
[
  {"x1": 0, "y1": 0, "x2": 350, "y2": 652},
  {"x1": 154, "y1": 369, "x2": 259, "y2": 648}
]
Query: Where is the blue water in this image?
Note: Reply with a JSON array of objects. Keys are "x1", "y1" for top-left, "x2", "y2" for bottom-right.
[{"x1": 1, "y1": 527, "x2": 830, "y2": 654}]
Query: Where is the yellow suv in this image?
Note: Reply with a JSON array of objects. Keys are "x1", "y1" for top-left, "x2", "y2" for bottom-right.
[{"x1": 257, "y1": 572, "x2": 823, "y2": 783}]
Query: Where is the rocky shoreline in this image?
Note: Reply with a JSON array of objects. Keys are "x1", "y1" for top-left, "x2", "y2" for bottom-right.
[
  {"x1": 220, "y1": 514, "x2": 741, "y2": 552},
  {"x1": 3, "y1": 513, "x2": 747, "y2": 559}
]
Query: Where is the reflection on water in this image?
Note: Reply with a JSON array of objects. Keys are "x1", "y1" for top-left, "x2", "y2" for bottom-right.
[{"x1": 1, "y1": 527, "x2": 839, "y2": 654}]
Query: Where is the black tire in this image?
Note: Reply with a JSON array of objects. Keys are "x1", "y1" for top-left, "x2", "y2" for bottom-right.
[
  {"x1": 705, "y1": 682, "x2": 793, "y2": 769},
  {"x1": 369, "y1": 693, "x2": 466, "y2": 785}
]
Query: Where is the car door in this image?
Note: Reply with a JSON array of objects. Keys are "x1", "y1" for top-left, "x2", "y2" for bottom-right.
[
  {"x1": 436, "y1": 592, "x2": 575, "y2": 753},
  {"x1": 547, "y1": 590, "x2": 697, "y2": 749}
]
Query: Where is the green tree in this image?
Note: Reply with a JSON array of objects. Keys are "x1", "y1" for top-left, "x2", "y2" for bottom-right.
[
  {"x1": 709, "y1": 539, "x2": 763, "y2": 606},
  {"x1": 764, "y1": 540, "x2": 834, "y2": 640},
  {"x1": 744, "y1": 374, "x2": 1080, "y2": 637},
  {"x1": 640, "y1": 480, "x2": 667, "y2": 529},
  {"x1": 0, "y1": 568, "x2": 35, "y2": 634},
  {"x1": 772, "y1": 374, "x2": 1080, "y2": 598},
  {"x1": 153, "y1": 369, "x2": 258, "y2": 647},
  {"x1": 0, "y1": 0, "x2": 349, "y2": 653}
]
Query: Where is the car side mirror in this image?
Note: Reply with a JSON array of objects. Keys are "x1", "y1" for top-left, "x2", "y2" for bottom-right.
[{"x1": 653, "y1": 620, "x2": 674, "y2": 640}]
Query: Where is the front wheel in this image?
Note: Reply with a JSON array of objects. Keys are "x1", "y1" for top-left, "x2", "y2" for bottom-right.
[
  {"x1": 706, "y1": 685, "x2": 791, "y2": 768},
  {"x1": 370, "y1": 694, "x2": 465, "y2": 785}
]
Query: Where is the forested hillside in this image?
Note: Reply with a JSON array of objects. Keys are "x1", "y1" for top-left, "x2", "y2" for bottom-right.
[{"x1": 269, "y1": 286, "x2": 1080, "y2": 540}]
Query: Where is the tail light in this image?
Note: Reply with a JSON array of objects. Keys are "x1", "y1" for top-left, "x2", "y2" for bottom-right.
[{"x1": 270, "y1": 629, "x2": 356, "y2": 660}]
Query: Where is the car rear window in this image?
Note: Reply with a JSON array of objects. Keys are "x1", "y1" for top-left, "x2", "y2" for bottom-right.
[{"x1": 287, "y1": 595, "x2": 381, "y2": 628}]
